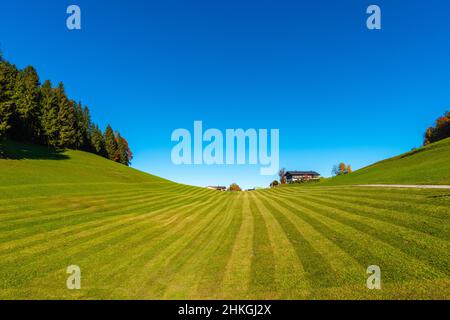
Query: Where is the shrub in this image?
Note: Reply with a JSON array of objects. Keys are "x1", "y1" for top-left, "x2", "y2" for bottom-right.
[{"x1": 228, "y1": 183, "x2": 242, "y2": 192}]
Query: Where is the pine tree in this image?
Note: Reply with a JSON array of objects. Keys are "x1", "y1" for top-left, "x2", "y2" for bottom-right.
[
  {"x1": 55, "y1": 83, "x2": 76, "y2": 148},
  {"x1": 39, "y1": 80, "x2": 60, "y2": 147},
  {"x1": 74, "y1": 102, "x2": 84, "y2": 149},
  {"x1": 104, "y1": 124, "x2": 117, "y2": 160},
  {"x1": 82, "y1": 106, "x2": 93, "y2": 150},
  {"x1": 91, "y1": 124, "x2": 106, "y2": 156},
  {"x1": 115, "y1": 133, "x2": 130, "y2": 166},
  {"x1": 121, "y1": 136, "x2": 132, "y2": 165},
  {"x1": 0, "y1": 54, "x2": 133, "y2": 161},
  {"x1": 12, "y1": 66, "x2": 40, "y2": 141},
  {"x1": 0, "y1": 60, "x2": 18, "y2": 141}
]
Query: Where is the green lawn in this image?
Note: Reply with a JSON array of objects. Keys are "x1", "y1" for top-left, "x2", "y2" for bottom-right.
[{"x1": 0, "y1": 141, "x2": 449, "y2": 299}]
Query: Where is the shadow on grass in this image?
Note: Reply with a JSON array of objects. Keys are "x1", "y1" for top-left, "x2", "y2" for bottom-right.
[
  {"x1": 0, "y1": 140, "x2": 70, "y2": 160},
  {"x1": 427, "y1": 194, "x2": 450, "y2": 199}
]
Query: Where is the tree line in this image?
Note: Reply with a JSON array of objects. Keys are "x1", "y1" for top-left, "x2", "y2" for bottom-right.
[{"x1": 0, "y1": 53, "x2": 132, "y2": 165}]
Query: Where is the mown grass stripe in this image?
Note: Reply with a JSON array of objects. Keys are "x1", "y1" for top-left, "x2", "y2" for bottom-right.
[
  {"x1": 130, "y1": 198, "x2": 234, "y2": 298},
  {"x1": 154, "y1": 197, "x2": 238, "y2": 299},
  {"x1": 247, "y1": 194, "x2": 277, "y2": 298},
  {"x1": 257, "y1": 195, "x2": 339, "y2": 289},
  {"x1": 194, "y1": 193, "x2": 244, "y2": 299},
  {"x1": 300, "y1": 193, "x2": 450, "y2": 241},
  {"x1": 275, "y1": 187, "x2": 450, "y2": 216},
  {"x1": 303, "y1": 191, "x2": 449, "y2": 227},
  {"x1": 257, "y1": 192, "x2": 364, "y2": 287},
  {"x1": 249, "y1": 193, "x2": 310, "y2": 299},
  {"x1": 24, "y1": 196, "x2": 225, "y2": 296},
  {"x1": 0, "y1": 184, "x2": 212, "y2": 220},
  {"x1": 0, "y1": 195, "x2": 216, "y2": 289},
  {"x1": 0, "y1": 188, "x2": 212, "y2": 244},
  {"x1": 271, "y1": 189, "x2": 449, "y2": 242},
  {"x1": 0, "y1": 189, "x2": 165, "y2": 223},
  {"x1": 0, "y1": 191, "x2": 217, "y2": 264},
  {"x1": 154, "y1": 195, "x2": 239, "y2": 298},
  {"x1": 262, "y1": 193, "x2": 441, "y2": 282},
  {"x1": 277, "y1": 193, "x2": 450, "y2": 275}
]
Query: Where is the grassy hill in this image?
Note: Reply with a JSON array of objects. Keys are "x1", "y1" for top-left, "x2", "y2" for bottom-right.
[
  {"x1": 0, "y1": 140, "x2": 449, "y2": 299},
  {"x1": 320, "y1": 137, "x2": 450, "y2": 186}
]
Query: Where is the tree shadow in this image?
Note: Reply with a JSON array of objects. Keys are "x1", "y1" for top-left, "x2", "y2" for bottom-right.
[
  {"x1": 427, "y1": 194, "x2": 450, "y2": 199},
  {"x1": 1, "y1": 140, "x2": 70, "y2": 160}
]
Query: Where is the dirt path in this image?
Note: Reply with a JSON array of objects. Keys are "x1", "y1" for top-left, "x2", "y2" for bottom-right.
[{"x1": 356, "y1": 184, "x2": 450, "y2": 189}]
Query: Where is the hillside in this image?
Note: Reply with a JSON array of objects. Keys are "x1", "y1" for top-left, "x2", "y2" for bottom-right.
[
  {"x1": 0, "y1": 140, "x2": 181, "y2": 199},
  {"x1": 0, "y1": 141, "x2": 449, "y2": 299},
  {"x1": 319, "y1": 137, "x2": 450, "y2": 186}
]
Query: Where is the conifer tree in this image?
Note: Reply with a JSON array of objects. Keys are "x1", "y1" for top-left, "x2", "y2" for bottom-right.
[
  {"x1": 121, "y1": 136, "x2": 133, "y2": 165},
  {"x1": 74, "y1": 102, "x2": 84, "y2": 149},
  {"x1": 104, "y1": 124, "x2": 117, "y2": 160},
  {"x1": 82, "y1": 106, "x2": 93, "y2": 150},
  {"x1": 0, "y1": 54, "x2": 133, "y2": 162},
  {"x1": 115, "y1": 133, "x2": 130, "y2": 166},
  {"x1": 55, "y1": 83, "x2": 77, "y2": 148},
  {"x1": 40, "y1": 80, "x2": 60, "y2": 147},
  {"x1": 0, "y1": 60, "x2": 18, "y2": 141},
  {"x1": 12, "y1": 66, "x2": 40, "y2": 141},
  {"x1": 91, "y1": 124, "x2": 106, "y2": 156}
]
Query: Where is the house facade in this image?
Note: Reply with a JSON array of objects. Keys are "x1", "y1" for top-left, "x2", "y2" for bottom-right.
[{"x1": 285, "y1": 171, "x2": 320, "y2": 183}]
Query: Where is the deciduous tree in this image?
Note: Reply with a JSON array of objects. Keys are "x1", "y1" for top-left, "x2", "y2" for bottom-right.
[
  {"x1": 228, "y1": 183, "x2": 242, "y2": 192},
  {"x1": 339, "y1": 163, "x2": 347, "y2": 175},
  {"x1": 424, "y1": 111, "x2": 450, "y2": 145},
  {"x1": 279, "y1": 168, "x2": 286, "y2": 184}
]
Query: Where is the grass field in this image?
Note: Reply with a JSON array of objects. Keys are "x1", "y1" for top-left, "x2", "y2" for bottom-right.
[{"x1": 0, "y1": 141, "x2": 449, "y2": 299}]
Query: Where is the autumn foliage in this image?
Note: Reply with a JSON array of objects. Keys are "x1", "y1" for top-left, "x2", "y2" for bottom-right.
[
  {"x1": 228, "y1": 183, "x2": 242, "y2": 192},
  {"x1": 332, "y1": 163, "x2": 352, "y2": 176},
  {"x1": 424, "y1": 111, "x2": 450, "y2": 145},
  {"x1": 278, "y1": 168, "x2": 287, "y2": 184}
]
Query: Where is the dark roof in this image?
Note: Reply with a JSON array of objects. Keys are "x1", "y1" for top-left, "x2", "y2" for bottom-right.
[{"x1": 285, "y1": 171, "x2": 320, "y2": 176}]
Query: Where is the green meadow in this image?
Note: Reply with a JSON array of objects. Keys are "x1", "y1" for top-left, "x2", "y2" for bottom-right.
[{"x1": 0, "y1": 140, "x2": 449, "y2": 299}]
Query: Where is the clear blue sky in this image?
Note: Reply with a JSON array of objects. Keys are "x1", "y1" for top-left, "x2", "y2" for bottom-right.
[{"x1": 1, "y1": 0, "x2": 449, "y2": 188}]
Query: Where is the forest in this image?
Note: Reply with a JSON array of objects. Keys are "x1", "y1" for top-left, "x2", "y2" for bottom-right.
[{"x1": 0, "y1": 52, "x2": 132, "y2": 165}]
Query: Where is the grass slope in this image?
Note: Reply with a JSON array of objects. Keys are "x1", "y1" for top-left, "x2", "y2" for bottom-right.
[
  {"x1": 0, "y1": 141, "x2": 449, "y2": 299},
  {"x1": 319, "y1": 137, "x2": 450, "y2": 186}
]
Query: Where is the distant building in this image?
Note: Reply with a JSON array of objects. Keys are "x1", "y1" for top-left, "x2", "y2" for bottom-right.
[
  {"x1": 207, "y1": 186, "x2": 227, "y2": 191},
  {"x1": 285, "y1": 171, "x2": 320, "y2": 183}
]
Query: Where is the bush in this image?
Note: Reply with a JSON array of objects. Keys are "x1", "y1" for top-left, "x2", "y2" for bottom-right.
[
  {"x1": 424, "y1": 111, "x2": 450, "y2": 145},
  {"x1": 289, "y1": 178, "x2": 321, "y2": 184},
  {"x1": 228, "y1": 183, "x2": 242, "y2": 192}
]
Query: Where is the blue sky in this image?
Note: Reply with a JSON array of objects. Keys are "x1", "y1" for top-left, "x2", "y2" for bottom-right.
[{"x1": 1, "y1": 0, "x2": 449, "y2": 188}]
